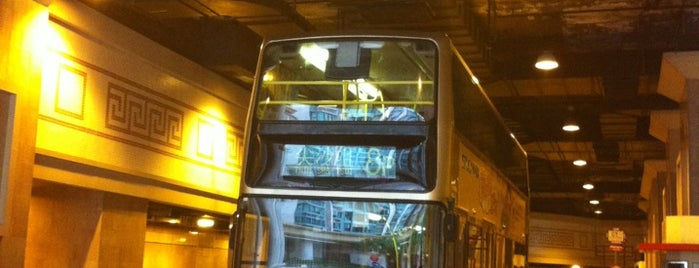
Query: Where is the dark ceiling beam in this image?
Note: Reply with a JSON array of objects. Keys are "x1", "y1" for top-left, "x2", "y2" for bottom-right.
[
  {"x1": 487, "y1": 4, "x2": 699, "y2": 18},
  {"x1": 165, "y1": 17, "x2": 262, "y2": 72},
  {"x1": 492, "y1": 94, "x2": 678, "y2": 114},
  {"x1": 237, "y1": 0, "x2": 315, "y2": 31},
  {"x1": 78, "y1": 0, "x2": 264, "y2": 86}
]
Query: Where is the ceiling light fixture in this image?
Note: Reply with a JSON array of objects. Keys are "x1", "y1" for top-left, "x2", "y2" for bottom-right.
[
  {"x1": 562, "y1": 120, "x2": 580, "y2": 132},
  {"x1": 582, "y1": 183, "x2": 594, "y2": 190},
  {"x1": 594, "y1": 209, "x2": 603, "y2": 214},
  {"x1": 535, "y1": 51, "x2": 558, "y2": 70},
  {"x1": 573, "y1": 159, "x2": 587, "y2": 166},
  {"x1": 196, "y1": 216, "x2": 215, "y2": 228},
  {"x1": 589, "y1": 199, "x2": 600, "y2": 205},
  {"x1": 562, "y1": 106, "x2": 580, "y2": 132}
]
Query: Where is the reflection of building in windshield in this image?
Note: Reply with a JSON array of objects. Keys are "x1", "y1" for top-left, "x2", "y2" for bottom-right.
[{"x1": 293, "y1": 201, "x2": 415, "y2": 235}]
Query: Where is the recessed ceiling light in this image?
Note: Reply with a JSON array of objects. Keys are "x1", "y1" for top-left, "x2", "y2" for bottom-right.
[
  {"x1": 197, "y1": 216, "x2": 215, "y2": 228},
  {"x1": 594, "y1": 209, "x2": 603, "y2": 214},
  {"x1": 573, "y1": 159, "x2": 587, "y2": 166},
  {"x1": 582, "y1": 183, "x2": 594, "y2": 190},
  {"x1": 535, "y1": 51, "x2": 558, "y2": 70},
  {"x1": 589, "y1": 199, "x2": 600, "y2": 205},
  {"x1": 562, "y1": 123, "x2": 580, "y2": 132}
]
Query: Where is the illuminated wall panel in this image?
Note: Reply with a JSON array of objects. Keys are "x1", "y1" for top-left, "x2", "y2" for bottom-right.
[{"x1": 36, "y1": 1, "x2": 250, "y2": 205}]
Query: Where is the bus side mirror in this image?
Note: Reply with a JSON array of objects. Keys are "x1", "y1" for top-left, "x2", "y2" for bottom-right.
[{"x1": 445, "y1": 213, "x2": 459, "y2": 242}]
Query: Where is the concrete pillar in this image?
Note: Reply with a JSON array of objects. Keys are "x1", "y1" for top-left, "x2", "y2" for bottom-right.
[
  {"x1": 642, "y1": 52, "x2": 699, "y2": 264},
  {"x1": 99, "y1": 193, "x2": 148, "y2": 268},
  {"x1": 0, "y1": 1, "x2": 46, "y2": 267},
  {"x1": 686, "y1": 85, "x2": 699, "y2": 214},
  {"x1": 657, "y1": 51, "x2": 699, "y2": 215},
  {"x1": 25, "y1": 183, "x2": 104, "y2": 267},
  {"x1": 299, "y1": 240, "x2": 314, "y2": 260}
]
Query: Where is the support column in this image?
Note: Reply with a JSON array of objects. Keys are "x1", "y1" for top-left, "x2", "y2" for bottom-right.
[
  {"x1": 98, "y1": 193, "x2": 148, "y2": 268},
  {"x1": 657, "y1": 51, "x2": 699, "y2": 215},
  {"x1": 25, "y1": 183, "x2": 104, "y2": 267},
  {"x1": 641, "y1": 52, "x2": 699, "y2": 267},
  {"x1": 25, "y1": 183, "x2": 148, "y2": 267},
  {"x1": 686, "y1": 83, "x2": 699, "y2": 214},
  {"x1": 0, "y1": 1, "x2": 47, "y2": 267}
]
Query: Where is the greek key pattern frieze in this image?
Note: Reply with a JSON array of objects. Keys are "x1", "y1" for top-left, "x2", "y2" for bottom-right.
[{"x1": 106, "y1": 83, "x2": 183, "y2": 149}]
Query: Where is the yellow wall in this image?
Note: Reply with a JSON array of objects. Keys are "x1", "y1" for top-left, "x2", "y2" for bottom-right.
[
  {"x1": 144, "y1": 225, "x2": 229, "y2": 268},
  {"x1": 529, "y1": 213, "x2": 646, "y2": 268},
  {"x1": 1, "y1": 0, "x2": 250, "y2": 266},
  {"x1": 34, "y1": 0, "x2": 250, "y2": 213},
  {"x1": 0, "y1": 0, "x2": 46, "y2": 266}
]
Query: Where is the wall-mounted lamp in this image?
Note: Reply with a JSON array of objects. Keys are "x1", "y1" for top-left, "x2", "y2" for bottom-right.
[{"x1": 535, "y1": 51, "x2": 559, "y2": 70}]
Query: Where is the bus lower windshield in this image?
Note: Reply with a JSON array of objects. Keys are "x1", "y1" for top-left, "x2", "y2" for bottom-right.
[{"x1": 233, "y1": 197, "x2": 442, "y2": 268}]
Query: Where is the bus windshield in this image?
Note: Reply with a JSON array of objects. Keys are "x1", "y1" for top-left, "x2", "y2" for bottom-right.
[
  {"x1": 256, "y1": 39, "x2": 436, "y2": 122},
  {"x1": 247, "y1": 37, "x2": 437, "y2": 190},
  {"x1": 233, "y1": 197, "x2": 442, "y2": 268}
]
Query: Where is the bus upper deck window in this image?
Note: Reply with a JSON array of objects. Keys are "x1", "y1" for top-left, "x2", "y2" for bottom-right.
[{"x1": 257, "y1": 39, "x2": 436, "y2": 122}]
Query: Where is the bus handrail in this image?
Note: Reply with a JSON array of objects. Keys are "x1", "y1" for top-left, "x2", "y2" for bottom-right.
[
  {"x1": 257, "y1": 100, "x2": 434, "y2": 106},
  {"x1": 262, "y1": 80, "x2": 434, "y2": 85}
]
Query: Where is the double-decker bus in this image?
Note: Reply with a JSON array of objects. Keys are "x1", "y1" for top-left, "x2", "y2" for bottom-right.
[{"x1": 229, "y1": 32, "x2": 529, "y2": 268}]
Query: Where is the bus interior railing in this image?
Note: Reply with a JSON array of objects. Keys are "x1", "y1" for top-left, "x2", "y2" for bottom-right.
[{"x1": 258, "y1": 80, "x2": 434, "y2": 121}]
